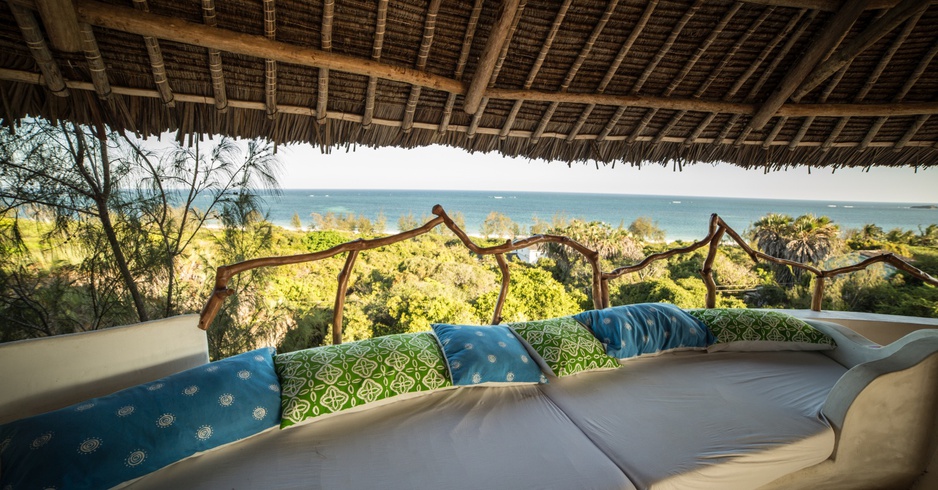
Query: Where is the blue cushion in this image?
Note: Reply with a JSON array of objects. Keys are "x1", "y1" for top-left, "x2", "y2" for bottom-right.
[
  {"x1": 574, "y1": 303, "x2": 715, "y2": 359},
  {"x1": 0, "y1": 347, "x2": 281, "y2": 489},
  {"x1": 432, "y1": 324, "x2": 545, "y2": 385}
]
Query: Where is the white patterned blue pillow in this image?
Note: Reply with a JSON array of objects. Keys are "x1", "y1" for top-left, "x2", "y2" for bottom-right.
[
  {"x1": 574, "y1": 303, "x2": 715, "y2": 359},
  {"x1": 0, "y1": 347, "x2": 281, "y2": 489},
  {"x1": 432, "y1": 324, "x2": 546, "y2": 385}
]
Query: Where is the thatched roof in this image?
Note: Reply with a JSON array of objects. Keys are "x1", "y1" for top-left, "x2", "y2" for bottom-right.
[{"x1": 0, "y1": 0, "x2": 937, "y2": 169}]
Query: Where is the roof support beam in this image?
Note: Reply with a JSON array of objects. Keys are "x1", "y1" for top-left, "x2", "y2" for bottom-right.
[
  {"x1": 33, "y1": 0, "x2": 82, "y2": 52},
  {"x1": 463, "y1": 0, "x2": 521, "y2": 115},
  {"x1": 200, "y1": 0, "x2": 227, "y2": 112},
  {"x1": 3, "y1": 66, "x2": 938, "y2": 149},
  {"x1": 860, "y1": 37, "x2": 938, "y2": 149},
  {"x1": 504, "y1": 0, "x2": 575, "y2": 142},
  {"x1": 78, "y1": 23, "x2": 110, "y2": 99},
  {"x1": 466, "y1": 0, "x2": 526, "y2": 138},
  {"x1": 317, "y1": 0, "x2": 333, "y2": 125},
  {"x1": 76, "y1": 0, "x2": 464, "y2": 95},
  {"x1": 402, "y1": 0, "x2": 441, "y2": 133},
  {"x1": 788, "y1": 63, "x2": 849, "y2": 149},
  {"x1": 741, "y1": 0, "x2": 934, "y2": 11},
  {"x1": 730, "y1": 9, "x2": 816, "y2": 145},
  {"x1": 362, "y1": 0, "x2": 389, "y2": 129},
  {"x1": 573, "y1": 0, "x2": 657, "y2": 143},
  {"x1": 748, "y1": 0, "x2": 872, "y2": 131},
  {"x1": 7, "y1": 3, "x2": 68, "y2": 96},
  {"x1": 792, "y1": 0, "x2": 929, "y2": 102},
  {"x1": 131, "y1": 0, "x2": 174, "y2": 107},
  {"x1": 263, "y1": 0, "x2": 277, "y2": 118},
  {"x1": 438, "y1": 0, "x2": 483, "y2": 133}
]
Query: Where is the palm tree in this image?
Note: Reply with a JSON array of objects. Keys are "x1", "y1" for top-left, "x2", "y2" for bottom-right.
[{"x1": 751, "y1": 214, "x2": 841, "y2": 286}]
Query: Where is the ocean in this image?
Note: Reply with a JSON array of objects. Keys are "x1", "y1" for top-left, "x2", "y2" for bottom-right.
[{"x1": 253, "y1": 190, "x2": 937, "y2": 241}]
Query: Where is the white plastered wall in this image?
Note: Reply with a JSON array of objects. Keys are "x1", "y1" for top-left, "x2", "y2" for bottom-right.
[{"x1": 0, "y1": 315, "x2": 207, "y2": 424}]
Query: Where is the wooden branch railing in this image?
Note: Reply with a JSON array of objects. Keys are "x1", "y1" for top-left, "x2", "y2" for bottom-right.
[{"x1": 198, "y1": 206, "x2": 938, "y2": 342}]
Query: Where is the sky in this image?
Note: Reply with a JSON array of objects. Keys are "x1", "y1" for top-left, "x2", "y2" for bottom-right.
[{"x1": 277, "y1": 143, "x2": 938, "y2": 203}]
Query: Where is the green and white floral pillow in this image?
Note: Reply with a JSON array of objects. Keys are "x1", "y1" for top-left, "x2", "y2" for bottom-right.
[
  {"x1": 686, "y1": 309, "x2": 835, "y2": 352},
  {"x1": 509, "y1": 316, "x2": 619, "y2": 377},
  {"x1": 274, "y1": 332, "x2": 451, "y2": 428}
]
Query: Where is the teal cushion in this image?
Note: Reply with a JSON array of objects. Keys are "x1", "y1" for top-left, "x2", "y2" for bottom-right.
[
  {"x1": 0, "y1": 348, "x2": 281, "y2": 490},
  {"x1": 574, "y1": 303, "x2": 715, "y2": 359},
  {"x1": 432, "y1": 324, "x2": 546, "y2": 384}
]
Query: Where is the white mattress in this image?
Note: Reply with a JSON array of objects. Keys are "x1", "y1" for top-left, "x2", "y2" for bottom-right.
[
  {"x1": 539, "y1": 351, "x2": 847, "y2": 490},
  {"x1": 124, "y1": 384, "x2": 636, "y2": 490}
]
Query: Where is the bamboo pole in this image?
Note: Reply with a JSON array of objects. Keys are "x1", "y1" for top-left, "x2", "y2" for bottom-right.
[
  {"x1": 492, "y1": 253, "x2": 510, "y2": 325},
  {"x1": 362, "y1": 0, "x2": 389, "y2": 129},
  {"x1": 200, "y1": 0, "x2": 227, "y2": 112},
  {"x1": 438, "y1": 0, "x2": 482, "y2": 133},
  {"x1": 8, "y1": 3, "x2": 68, "y2": 97},
  {"x1": 506, "y1": 0, "x2": 574, "y2": 142},
  {"x1": 402, "y1": 0, "x2": 441, "y2": 133},
  {"x1": 78, "y1": 23, "x2": 110, "y2": 99},
  {"x1": 130, "y1": 0, "x2": 174, "y2": 107},
  {"x1": 332, "y1": 250, "x2": 359, "y2": 345},
  {"x1": 263, "y1": 0, "x2": 278, "y2": 118}
]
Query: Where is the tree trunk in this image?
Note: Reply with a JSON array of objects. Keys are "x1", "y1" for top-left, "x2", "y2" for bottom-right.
[{"x1": 94, "y1": 197, "x2": 149, "y2": 322}]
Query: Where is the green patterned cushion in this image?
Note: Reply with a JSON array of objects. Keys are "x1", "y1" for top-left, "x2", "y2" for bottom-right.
[
  {"x1": 686, "y1": 309, "x2": 835, "y2": 352},
  {"x1": 274, "y1": 333, "x2": 451, "y2": 428},
  {"x1": 508, "y1": 316, "x2": 619, "y2": 377}
]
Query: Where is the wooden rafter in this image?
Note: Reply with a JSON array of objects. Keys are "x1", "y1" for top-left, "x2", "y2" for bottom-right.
[
  {"x1": 201, "y1": 0, "x2": 227, "y2": 112},
  {"x1": 317, "y1": 0, "x2": 333, "y2": 125},
  {"x1": 4, "y1": 65, "x2": 938, "y2": 148},
  {"x1": 579, "y1": 0, "x2": 657, "y2": 143},
  {"x1": 466, "y1": 0, "x2": 526, "y2": 138},
  {"x1": 792, "y1": 0, "x2": 929, "y2": 102},
  {"x1": 502, "y1": 0, "x2": 575, "y2": 142},
  {"x1": 78, "y1": 23, "x2": 110, "y2": 99},
  {"x1": 463, "y1": 0, "x2": 522, "y2": 115},
  {"x1": 787, "y1": 63, "x2": 849, "y2": 149},
  {"x1": 263, "y1": 0, "x2": 277, "y2": 118},
  {"x1": 8, "y1": 3, "x2": 68, "y2": 97},
  {"x1": 33, "y1": 0, "x2": 82, "y2": 52},
  {"x1": 529, "y1": 0, "x2": 620, "y2": 143},
  {"x1": 683, "y1": 6, "x2": 775, "y2": 145},
  {"x1": 747, "y1": 0, "x2": 872, "y2": 131},
  {"x1": 130, "y1": 0, "x2": 173, "y2": 107},
  {"x1": 649, "y1": 2, "x2": 740, "y2": 145},
  {"x1": 598, "y1": 0, "x2": 706, "y2": 142},
  {"x1": 729, "y1": 10, "x2": 816, "y2": 146},
  {"x1": 860, "y1": 36, "x2": 938, "y2": 149},
  {"x1": 362, "y1": 0, "x2": 389, "y2": 129},
  {"x1": 438, "y1": 0, "x2": 483, "y2": 133},
  {"x1": 743, "y1": 0, "x2": 935, "y2": 11},
  {"x1": 895, "y1": 114, "x2": 930, "y2": 150},
  {"x1": 819, "y1": 9, "x2": 917, "y2": 151},
  {"x1": 402, "y1": 0, "x2": 442, "y2": 133}
]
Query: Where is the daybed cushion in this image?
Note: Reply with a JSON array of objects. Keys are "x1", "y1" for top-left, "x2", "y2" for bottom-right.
[
  {"x1": 687, "y1": 308, "x2": 835, "y2": 352},
  {"x1": 0, "y1": 347, "x2": 280, "y2": 490},
  {"x1": 274, "y1": 332, "x2": 451, "y2": 428},
  {"x1": 539, "y1": 350, "x2": 847, "y2": 490},
  {"x1": 574, "y1": 303, "x2": 715, "y2": 359},
  {"x1": 121, "y1": 384, "x2": 637, "y2": 490},
  {"x1": 431, "y1": 324, "x2": 546, "y2": 384},
  {"x1": 508, "y1": 316, "x2": 619, "y2": 376}
]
